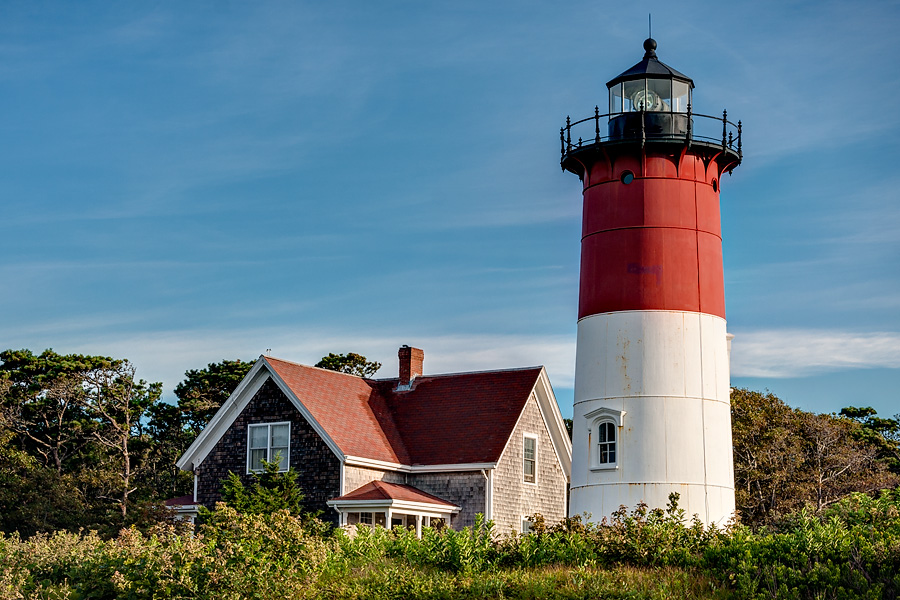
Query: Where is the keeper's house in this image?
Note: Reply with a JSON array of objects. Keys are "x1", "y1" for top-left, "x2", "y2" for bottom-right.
[{"x1": 175, "y1": 346, "x2": 571, "y2": 535}]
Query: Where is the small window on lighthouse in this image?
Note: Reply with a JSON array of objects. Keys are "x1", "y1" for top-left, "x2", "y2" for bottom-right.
[
  {"x1": 621, "y1": 171, "x2": 634, "y2": 184},
  {"x1": 598, "y1": 422, "x2": 616, "y2": 464},
  {"x1": 585, "y1": 407, "x2": 625, "y2": 471}
]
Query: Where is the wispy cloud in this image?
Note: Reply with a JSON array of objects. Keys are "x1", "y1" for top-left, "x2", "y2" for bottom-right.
[{"x1": 731, "y1": 329, "x2": 900, "y2": 378}]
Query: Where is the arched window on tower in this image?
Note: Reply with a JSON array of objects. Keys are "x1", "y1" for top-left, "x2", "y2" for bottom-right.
[
  {"x1": 584, "y1": 407, "x2": 626, "y2": 471},
  {"x1": 598, "y1": 422, "x2": 616, "y2": 465}
]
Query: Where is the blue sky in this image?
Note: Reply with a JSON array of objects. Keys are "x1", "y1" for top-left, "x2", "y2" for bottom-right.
[{"x1": 1, "y1": 1, "x2": 898, "y2": 419}]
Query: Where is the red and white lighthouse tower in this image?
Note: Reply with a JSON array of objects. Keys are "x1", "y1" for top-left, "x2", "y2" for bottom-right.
[{"x1": 562, "y1": 39, "x2": 742, "y2": 525}]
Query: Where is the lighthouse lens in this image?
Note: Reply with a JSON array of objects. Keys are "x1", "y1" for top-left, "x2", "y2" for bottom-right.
[{"x1": 631, "y1": 89, "x2": 660, "y2": 111}]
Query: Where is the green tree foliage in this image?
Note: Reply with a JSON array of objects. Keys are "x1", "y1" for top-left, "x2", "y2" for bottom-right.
[
  {"x1": 0, "y1": 429, "x2": 89, "y2": 536},
  {"x1": 220, "y1": 459, "x2": 307, "y2": 517},
  {"x1": 80, "y1": 361, "x2": 162, "y2": 519},
  {"x1": 0, "y1": 349, "x2": 164, "y2": 533},
  {"x1": 142, "y1": 401, "x2": 193, "y2": 500},
  {"x1": 315, "y1": 352, "x2": 381, "y2": 378},
  {"x1": 731, "y1": 388, "x2": 900, "y2": 525},
  {"x1": 840, "y1": 405, "x2": 900, "y2": 473},
  {"x1": 0, "y1": 349, "x2": 109, "y2": 474}
]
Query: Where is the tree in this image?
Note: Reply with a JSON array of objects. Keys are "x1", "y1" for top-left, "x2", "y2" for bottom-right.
[
  {"x1": 799, "y1": 411, "x2": 894, "y2": 511},
  {"x1": 731, "y1": 388, "x2": 900, "y2": 526},
  {"x1": 315, "y1": 352, "x2": 381, "y2": 378},
  {"x1": 80, "y1": 360, "x2": 162, "y2": 520},
  {"x1": 143, "y1": 401, "x2": 194, "y2": 499},
  {"x1": 840, "y1": 405, "x2": 900, "y2": 473},
  {"x1": 0, "y1": 349, "x2": 109, "y2": 474},
  {"x1": 731, "y1": 388, "x2": 806, "y2": 524},
  {"x1": 174, "y1": 359, "x2": 256, "y2": 436},
  {"x1": 220, "y1": 460, "x2": 307, "y2": 517},
  {"x1": 0, "y1": 428, "x2": 89, "y2": 536},
  {"x1": 0, "y1": 349, "x2": 169, "y2": 533}
]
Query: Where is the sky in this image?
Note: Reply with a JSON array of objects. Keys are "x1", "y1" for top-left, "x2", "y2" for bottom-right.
[{"x1": 1, "y1": 0, "x2": 898, "y2": 419}]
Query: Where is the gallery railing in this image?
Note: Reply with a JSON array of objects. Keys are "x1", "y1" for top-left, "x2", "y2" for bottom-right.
[{"x1": 561, "y1": 105, "x2": 741, "y2": 163}]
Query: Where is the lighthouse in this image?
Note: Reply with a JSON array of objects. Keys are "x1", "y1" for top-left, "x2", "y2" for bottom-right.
[{"x1": 562, "y1": 39, "x2": 742, "y2": 526}]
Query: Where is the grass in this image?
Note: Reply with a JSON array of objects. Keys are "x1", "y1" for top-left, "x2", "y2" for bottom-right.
[{"x1": 313, "y1": 562, "x2": 730, "y2": 600}]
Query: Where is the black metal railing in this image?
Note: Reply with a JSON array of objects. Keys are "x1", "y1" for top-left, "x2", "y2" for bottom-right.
[{"x1": 560, "y1": 105, "x2": 741, "y2": 159}]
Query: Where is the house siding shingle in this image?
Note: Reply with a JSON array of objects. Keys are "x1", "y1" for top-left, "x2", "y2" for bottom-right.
[
  {"x1": 408, "y1": 472, "x2": 486, "y2": 529},
  {"x1": 491, "y1": 394, "x2": 567, "y2": 534},
  {"x1": 195, "y1": 377, "x2": 341, "y2": 523},
  {"x1": 343, "y1": 465, "x2": 406, "y2": 494}
]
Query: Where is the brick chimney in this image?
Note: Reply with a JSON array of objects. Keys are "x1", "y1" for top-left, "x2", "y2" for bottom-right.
[{"x1": 397, "y1": 345, "x2": 424, "y2": 389}]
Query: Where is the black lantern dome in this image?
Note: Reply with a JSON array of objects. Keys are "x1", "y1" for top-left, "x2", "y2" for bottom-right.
[
  {"x1": 607, "y1": 39, "x2": 693, "y2": 139},
  {"x1": 559, "y1": 37, "x2": 741, "y2": 176}
]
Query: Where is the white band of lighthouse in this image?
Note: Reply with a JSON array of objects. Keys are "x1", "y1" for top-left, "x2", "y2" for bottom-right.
[{"x1": 569, "y1": 310, "x2": 735, "y2": 525}]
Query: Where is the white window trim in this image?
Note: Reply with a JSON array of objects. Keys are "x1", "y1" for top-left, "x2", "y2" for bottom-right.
[
  {"x1": 584, "y1": 407, "x2": 626, "y2": 471},
  {"x1": 523, "y1": 433, "x2": 538, "y2": 485},
  {"x1": 521, "y1": 516, "x2": 533, "y2": 534},
  {"x1": 246, "y1": 421, "x2": 291, "y2": 474}
]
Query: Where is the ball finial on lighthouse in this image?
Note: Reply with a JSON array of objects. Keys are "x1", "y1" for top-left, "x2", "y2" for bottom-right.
[{"x1": 561, "y1": 39, "x2": 742, "y2": 526}]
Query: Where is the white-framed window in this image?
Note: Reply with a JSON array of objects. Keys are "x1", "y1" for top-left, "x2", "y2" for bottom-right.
[
  {"x1": 584, "y1": 407, "x2": 626, "y2": 471},
  {"x1": 359, "y1": 512, "x2": 373, "y2": 525},
  {"x1": 521, "y1": 517, "x2": 533, "y2": 534},
  {"x1": 247, "y1": 422, "x2": 290, "y2": 473},
  {"x1": 597, "y1": 422, "x2": 616, "y2": 465},
  {"x1": 523, "y1": 434, "x2": 537, "y2": 484}
]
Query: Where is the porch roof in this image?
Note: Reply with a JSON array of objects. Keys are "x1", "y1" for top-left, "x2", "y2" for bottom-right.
[{"x1": 327, "y1": 481, "x2": 459, "y2": 513}]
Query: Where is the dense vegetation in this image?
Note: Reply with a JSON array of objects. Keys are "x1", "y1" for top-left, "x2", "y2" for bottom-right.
[
  {"x1": 1, "y1": 490, "x2": 899, "y2": 599},
  {"x1": 731, "y1": 388, "x2": 899, "y2": 525},
  {"x1": 0, "y1": 349, "x2": 256, "y2": 536}
]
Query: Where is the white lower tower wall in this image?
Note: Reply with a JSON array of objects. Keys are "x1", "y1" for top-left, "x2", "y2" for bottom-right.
[{"x1": 569, "y1": 310, "x2": 735, "y2": 526}]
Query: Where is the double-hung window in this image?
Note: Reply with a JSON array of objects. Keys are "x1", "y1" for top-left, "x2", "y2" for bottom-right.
[
  {"x1": 523, "y1": 435, "x2": 537, "y2": 483},
  {"x1": 247, "y1": 422, "x2": 290, "y2": 472},
  {"x1": 598, "y1": 422, "x2": 616, "y2": 465}
]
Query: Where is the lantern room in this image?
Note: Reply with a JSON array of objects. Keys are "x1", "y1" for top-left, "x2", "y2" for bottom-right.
[{"x1": 607, "y1": 38, "x2": 693, "y2": 140}]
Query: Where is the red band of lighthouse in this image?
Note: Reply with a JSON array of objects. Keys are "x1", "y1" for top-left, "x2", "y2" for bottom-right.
[{"x1": 578, "y1": 153, "x2": 725, "y2": 320}]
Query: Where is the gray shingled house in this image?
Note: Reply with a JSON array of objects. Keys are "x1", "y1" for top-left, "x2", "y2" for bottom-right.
[{"x1": 175, "y1": 346, "x2": 571, "y2": 534}]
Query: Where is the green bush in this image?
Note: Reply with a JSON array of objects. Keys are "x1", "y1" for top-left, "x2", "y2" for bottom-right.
[{"x1": 704, "y1": 490, "x2": 900, "y2": 599}]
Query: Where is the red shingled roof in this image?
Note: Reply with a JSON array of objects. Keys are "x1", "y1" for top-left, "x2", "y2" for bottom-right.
[
  {"x1": 373, "y1": 369, "x2": 543, "y2": 465},
  {"x1": 264, "y1": 357, "x2": 542, "y2": 466},
  {"x1": 332, "y1": 481, "x2": 458, "y2": 507}
]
